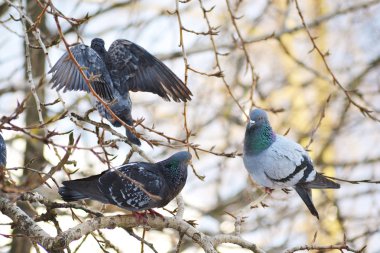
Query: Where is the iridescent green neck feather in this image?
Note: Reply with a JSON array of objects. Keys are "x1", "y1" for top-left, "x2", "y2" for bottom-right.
[
  {"x1": 160, "y1": 160, "x2": 186, "y2": 189},
  {"x1": 244, "y1": 124, "x2": 276, "y2": 155}
]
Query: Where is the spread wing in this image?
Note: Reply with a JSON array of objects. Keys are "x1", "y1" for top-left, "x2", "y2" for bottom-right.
[
  {"x1": 98, "y1": 163, "x2": 167, "y2": 211},
  {"x1": 108, "y1": 39, "x2": 192, "y2": 102},
  {"x1": 49, "y1": 44, "x2": 114, "y2": 100}
]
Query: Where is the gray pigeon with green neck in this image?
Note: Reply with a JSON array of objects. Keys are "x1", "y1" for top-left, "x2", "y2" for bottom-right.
[{"x1": 243, "y1": 109, "x2": 340, "y2": 219}]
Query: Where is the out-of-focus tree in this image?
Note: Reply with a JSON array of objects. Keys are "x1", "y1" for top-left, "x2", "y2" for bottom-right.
[
  {"x1": 10, "y1": 1, "x2": 48, "y2": 252},
  {"x1": 0, "y1": 0, "x2": 379, "y2": 252}
]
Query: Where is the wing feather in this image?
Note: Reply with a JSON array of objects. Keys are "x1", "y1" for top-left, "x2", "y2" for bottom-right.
[
  {"x1": 252, "y1": 135, "x2": 317, "y2": 188},
  {"x1": 49, "y1": 44, "x2": 114, "y2": 100},
  {"x1": 294, "y1": 185, "x2": 319, "y2": 219},
  {"x1": 108, "y1": 39, "x2": 192, "y2": 102},
  {"x1": 98, "y1": 163, "x2": 168, "y2": 210}
]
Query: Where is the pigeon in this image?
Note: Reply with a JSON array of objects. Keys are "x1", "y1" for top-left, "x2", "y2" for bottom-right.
[
  {"x1": 243, "y1": 109, "x2": 340, "y2": 219},
  {"x1": 58, "y1": 151, "x2": 191, "y2": 213},
  {"x1": 0, "y1": 133, "x2": 6, "y2": 184},
  {"x1": 49, "y1": 38, "x2": 193, "y2": 145},
  {"x1": 0, "y1": 133, "x2": 6, "y2": 169}
]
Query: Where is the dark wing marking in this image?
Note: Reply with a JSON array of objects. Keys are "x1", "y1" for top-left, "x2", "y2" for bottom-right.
[
  {"x1": 108, "y1": 39, "x2": 192, "y2": 102},
  {"x1": 98, "y1": 163, "x2": 167, "y2": 210},
  {"x1": 294, "y1": 185, "x2": 319, "y2": 219},
  {"x1": 265, "y1": 155, "x2": 313, "y2": 183},
  {"x1": 49, "y1": 44, "x2": 114, "y2": 100},
  {"x1": 295, "y1": 157, "x2": 314, "y2": 184}
]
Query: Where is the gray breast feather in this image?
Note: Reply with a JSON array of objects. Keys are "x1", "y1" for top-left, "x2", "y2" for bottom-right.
[{"x1": 244, "y1": 135, "x2": 316, "y2": 188}]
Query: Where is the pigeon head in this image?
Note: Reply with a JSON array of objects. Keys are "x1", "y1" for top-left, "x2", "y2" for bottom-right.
[
  {"x1": 168, "y1": 151, "x2": 192, "y2": 163},
  {"x1": 248, "y1": 109, "x2": 270, "y2": 128},
  {"x1": 91, "y1": 38, "x2": 107, "y2": 58},
  {"x1": 162, "y1": 151, "x2": 192, "y2": 175},
  {"x1": 159, "y1": 151, "x2": 191, "y2": 197},
  {"x1": 0, "y1": 133, "x2": 6, "y2": 168},
  {"x1": 91, "y1": 38, "x2": 105, "y2": 48},
  {"x1": 244, "y1": 109, "x2": 276, "y2": 154}
]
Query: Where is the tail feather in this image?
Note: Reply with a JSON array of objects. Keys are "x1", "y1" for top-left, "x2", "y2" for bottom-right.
[
  {"x1": 306, "y1": 173, "x2": 340, "y2": 189},
  {"x1": 59, "y1": 186, "x2": 87, "y2": 202},
  {"x1": 102, "y1": 109, "x2": 141, "y2": 146},
  {"x1": 95, "y1": 100, "x2": 141, "y2": 145},
  {"x1": 59, "y1": 172, "x2": 109, "y2": 203},
  {"x1": 294, "y1": 185, "x2": 319, "y2": 219},
  {"x1": 125, "y1": 128, "x2": 141, "y2": 146},
  {"x1": 120, "y1": 114, "x2": 141, "y2": 146}
]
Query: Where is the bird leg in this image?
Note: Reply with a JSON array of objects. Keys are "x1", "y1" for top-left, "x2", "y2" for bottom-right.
[
  {"x1": 132, "y1": 210, "x2": 164, "y2": 223},
  {"x1": 132, "y1": 211, "x2": 148, "y2": 223},
  {"x1": 264, "y1": 187, "x2": 274, "y2": 194}
]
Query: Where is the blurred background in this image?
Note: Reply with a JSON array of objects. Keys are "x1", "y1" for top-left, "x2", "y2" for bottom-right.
[{"x1": 0, "y1": 0, "x2": 380, "y2": 252}]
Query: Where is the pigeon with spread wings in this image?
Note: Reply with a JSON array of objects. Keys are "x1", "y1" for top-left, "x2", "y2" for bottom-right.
[{"x1": 49, "y1": 38, "x2": 192, "y2": 145}]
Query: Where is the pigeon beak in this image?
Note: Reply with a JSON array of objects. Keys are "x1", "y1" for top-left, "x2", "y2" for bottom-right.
[{"x1": 249, "y1": 120, "x2": 255, "y2": 127}]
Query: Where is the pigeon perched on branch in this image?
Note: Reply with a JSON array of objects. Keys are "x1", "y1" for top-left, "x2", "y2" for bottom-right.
[
  {"x1": 49, "y1": 38, "x2": 192, "y2": 145},
  {"x1": 59, "y1": 151, "x2": 191, "y2": 213},
  {"x1": 0, "y1": 133, "x2": 6, "y2": 184},
  {"x1": 0, "y1": 133, "x2": 6, "y2": 169},
  {"x1": 243, "y1": 109, "x2": 340, "y2": 219}
]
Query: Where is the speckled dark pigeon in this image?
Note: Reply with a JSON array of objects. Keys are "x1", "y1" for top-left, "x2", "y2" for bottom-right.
[
  {"x1": 49, "y1": 38, "x2": 192, "y2": 145},
  {"x1": 0, "y1": 133, "x2": 6, "y2": 169},
  {"x1": 0, "y1": 134, "x2": 7, "y2": 168},
  {"x1": 0, "y1": 133, "x2": 6, "y2": 184},
  {"x1": 58, "y1": 151, "x2": 191, "y2": 212},
  {"x1": 243, "y1": 109, "x2": 340, "y2": 219}
]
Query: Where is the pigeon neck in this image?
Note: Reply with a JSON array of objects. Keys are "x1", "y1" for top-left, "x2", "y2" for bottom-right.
[
  {"x1": 159, "y1": 160, "x2": 187, "y2": 195},
  {"x1": 244, "y1": 124, "x2": 276, "y2": 154},
  {"x1": 91, "y1": 45, "x2": 110, "y2": 65}
]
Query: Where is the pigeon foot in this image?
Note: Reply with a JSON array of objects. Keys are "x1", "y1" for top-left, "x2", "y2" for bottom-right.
[
  {"x1": 132, "y1": 211, "x2": 148, "y2": 223},
  {"x1": 264, "y1": 187, "x2": 274, "y2": 194},
  {"x1": 282, "y1": 188, "x2": 292, "y2": 194},
  {"x1": 147, "y1": 209, "x2": 164, "y2": 220}
]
